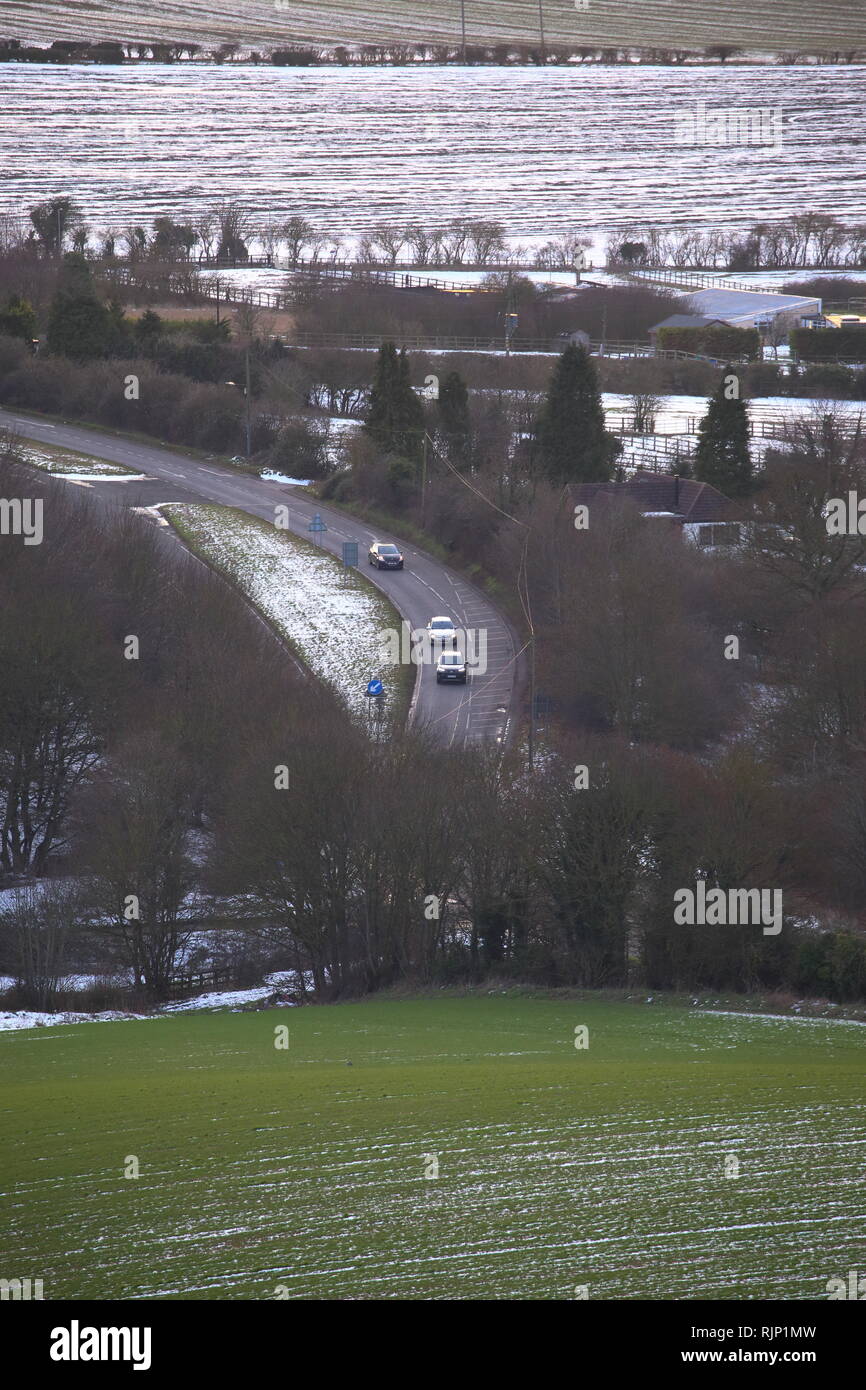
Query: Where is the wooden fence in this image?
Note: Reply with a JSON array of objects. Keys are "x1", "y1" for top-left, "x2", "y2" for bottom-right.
[{"x1": 168, "y1": 966, "x2": 232, "y2": 999}]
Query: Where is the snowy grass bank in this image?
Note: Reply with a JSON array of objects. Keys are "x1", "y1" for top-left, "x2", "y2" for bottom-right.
[
  {"x1": 12, "y1": 440, "x2": 145, "y2": 479},
  {"x1": 164, "y1": 503, "x2": 413, "y2": 725}
]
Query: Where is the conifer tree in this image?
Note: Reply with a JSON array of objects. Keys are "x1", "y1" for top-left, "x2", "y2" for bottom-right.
[
  {"x1": 693, "y1": 368, "x2": 753, "y2": 498},
  {"x1": 536, "y1": 344, "x2": 619, "y2": 484},
  {"x1": 46, "y1": 253, "x2": 110, "y2": 360},
  {"x1": 364, "y1": 342, "x2": 425, "y2": 463},
  {"x1": 437, "y1": 370, "x2": 471, "y2": 466}
]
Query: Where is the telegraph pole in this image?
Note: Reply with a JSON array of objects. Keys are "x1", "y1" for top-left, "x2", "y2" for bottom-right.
[
  {"x1": 460, "y1": 0, "x2": 467, "y2": 62},
  {"x1": 244, "y1": 344, "x2": 252, "y2": 457},
  {"x1": 538, "y1": 0, "x2": 546, "y2": 60}
]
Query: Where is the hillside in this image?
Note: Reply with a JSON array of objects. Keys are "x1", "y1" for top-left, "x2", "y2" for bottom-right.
[{"x1": 3, "y1": 0, "x2": 864, "y2": 56}]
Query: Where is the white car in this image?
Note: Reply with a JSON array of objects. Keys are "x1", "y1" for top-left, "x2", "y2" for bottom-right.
[
  {"x1": 427, "y1": 616, "x2": 458, "y2": 646},
  {"x1": 436, "y1": 650, "x2": 467, "y2": 684}
]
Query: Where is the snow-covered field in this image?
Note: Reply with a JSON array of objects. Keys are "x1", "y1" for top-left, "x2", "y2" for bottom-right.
[
  {"x1": 602, "y1": 392, "x2": 866, "y2": 435},
  {"x1": 163, "y1": 502, "x2": 405, "y2": 721},
  {"x1": 1, "y1": 65, "x2": 863, "y2": 241}
]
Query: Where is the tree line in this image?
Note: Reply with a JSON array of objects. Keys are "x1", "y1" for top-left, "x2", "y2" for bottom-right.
[
  {"x1": 609, "y1": 216, "x2": 866, "y2": 271},
  {"x1": 10, "y1": 197, "x2": 866, "y2": 274},
  {"x1": 5, "y1": 38, "x2": 851, "y2": 67}
]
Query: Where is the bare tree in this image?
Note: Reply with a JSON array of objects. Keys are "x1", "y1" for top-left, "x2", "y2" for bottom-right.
[
  {"x1": 193, "y1": 211, "x2": 218, "y2": 262},
  {"x1": 212, "y1": 199, "x2": 251, "y2": 261},
  {"x1": 84, "y1": 732, "x2": 198, "y2": 1000},
  {"x1": 281, "y1": 215, "x2": 321, "y2": 267},
  {"x1": 371, "y1": 223, "x2": 406, "y2": 264},
  {"x1": 0, "y1": 881, "x2": 86, "y2": 1011},
  {"x1": 629, "y1": 391, "x2": 661, "y2": 433}
]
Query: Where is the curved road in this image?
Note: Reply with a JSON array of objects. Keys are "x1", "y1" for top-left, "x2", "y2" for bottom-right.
[{"x1": 1, "y1": 408, "x2": 523, "y2": 748}]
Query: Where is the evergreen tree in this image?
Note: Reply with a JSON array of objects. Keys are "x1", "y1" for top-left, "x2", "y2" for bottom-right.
[
  {"x1": 46, "y1": 254, "x2": 111, "y2": 360},
  {"x1": 693, "y1": 368, "x2": 753, "y2": 498},
  {"x1": 0, "y1": 295, "x2": 37, "y2": 343},
  {"x1": 536, "y1": 344, "x2": 619, "y2": 485},
  {"x1": 437, "y1": 370, "x2": 471, "y2": 466},
  {"x1": 364, "y1": 342, "x2": 425, "y2": 463},
  {"x1": 29, "y1": 196, "x2": 80, "y2": 256}
]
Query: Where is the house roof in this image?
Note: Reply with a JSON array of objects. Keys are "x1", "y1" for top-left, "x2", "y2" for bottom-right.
[
  {"x1": 648, "y1": 313, "x2": 725, "y2": 332},
  {"x1": 569, "y1": 470, "x2": 739, "y2": 524}
]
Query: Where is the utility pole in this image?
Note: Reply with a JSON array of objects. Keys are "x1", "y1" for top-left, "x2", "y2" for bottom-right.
[
  {"x1": 538, "y1": 0, "x2": 546, "y2": 61},
  {"x1": 244, "y1": 344, "x2": 252, "y2": 457},
  {"x1": 421, "y1": 432, "x2": 428, "y2": 526},
  {"x1": 460, "y1": 0, "x2": 467, "y2": 62},
  {"x1": 504, "y1": 270, "x2": 518, "y2": 358},
  {"x1": 528, "y1": 633, "x2": 536, "y2": 769}
]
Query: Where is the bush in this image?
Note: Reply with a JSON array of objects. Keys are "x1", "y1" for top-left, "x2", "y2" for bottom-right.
[
  {"x1": 799, "y1": 363, "x2": 863, "y2": 398},
  {"x1": 656, "y1": 324, "x2": 761, "y2": 361},
  {"x1": 791, "y1": 327, "x2": 866, "y2": 361},
  {"x1": 267, "y1": 418, "x2": 331, "y2": 478}
]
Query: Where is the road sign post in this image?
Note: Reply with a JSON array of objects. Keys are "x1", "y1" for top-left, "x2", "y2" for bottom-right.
[
  {"x1": 365, "y1": 676, "x2": 386, "y2": 737},
  {"x1": 308, "y1": 512, "x2": 328, "y2": 545},
  {"x1": 341, "y1": 540, "x2": 359, "y2": 583}
]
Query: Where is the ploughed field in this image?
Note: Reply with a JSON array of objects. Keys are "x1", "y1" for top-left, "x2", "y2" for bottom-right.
[
  {"x1": 4, "y1": 1, "x2": 861, "y2": 53},
  {"x1": 1, "y1": 997, "x2": 864, "y2": 1299},
  {"x1": 0, "y1": 65, "x2": 863, "y2": 238}
]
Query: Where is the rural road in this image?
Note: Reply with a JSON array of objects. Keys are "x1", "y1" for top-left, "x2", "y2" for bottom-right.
[{"x1": 1, "y1": 409, "x2": 522, "y2": 748}]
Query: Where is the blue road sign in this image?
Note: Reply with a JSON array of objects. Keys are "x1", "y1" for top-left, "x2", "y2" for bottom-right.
[
  {"x1": 308, "y1": 512, "x2": 328, "y2": 534},
  {"x1": 366, "y1": 678, "x2": 384, "y2": 698},
  {"x1": 342, "y1": 540, "x2": 359, "y2": 567}
]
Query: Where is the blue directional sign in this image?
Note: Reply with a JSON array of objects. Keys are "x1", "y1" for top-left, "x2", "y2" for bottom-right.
[
  {"x1": 342, "y1": 540, "x2": 359, "y2": 567},
  {"x1": 366, "y1": 678, "x2": 384, "y2": 698}
]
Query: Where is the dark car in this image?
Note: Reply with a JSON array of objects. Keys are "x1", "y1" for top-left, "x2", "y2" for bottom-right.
[
  {"x1": 369, "y1": 542, "x2": 404, "y2": 570},
  {"x1": 436, "y1": 651, "x2": 467, "y2": 684}
]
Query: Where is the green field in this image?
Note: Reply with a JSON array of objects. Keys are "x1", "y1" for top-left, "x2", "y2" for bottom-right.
[{"x1": 2, "y1": 996, "x2": 864, "y2": 1301}]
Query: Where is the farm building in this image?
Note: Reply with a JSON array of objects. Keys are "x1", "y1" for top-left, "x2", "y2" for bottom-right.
[{"x1": 676, "y1": 287, "x2": 821, "y2": 328}]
